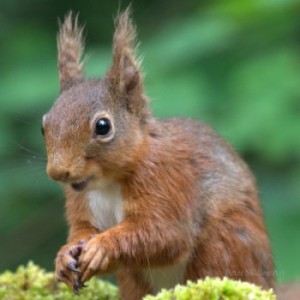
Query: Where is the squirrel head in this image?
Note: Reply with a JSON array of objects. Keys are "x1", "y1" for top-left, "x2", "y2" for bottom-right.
[{"x1": 42, "y1": 9, "x2": 150, "y2": 191}]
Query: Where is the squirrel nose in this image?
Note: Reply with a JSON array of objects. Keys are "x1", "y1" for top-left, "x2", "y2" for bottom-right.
[{"x1": 47, "y1": 165, "x2": 70, "y2": 182}]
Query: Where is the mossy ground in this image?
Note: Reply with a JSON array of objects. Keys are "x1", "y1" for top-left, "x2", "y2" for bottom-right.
[
  {"x1": 0, "y1": 262, "x2": 119, "y2": 300},
  {"x1": 144, "y1": 278, "x2": 275, "y2": 300},
  {"x1": 0, "y1": 262, "x2": 275, "y2": 300}
]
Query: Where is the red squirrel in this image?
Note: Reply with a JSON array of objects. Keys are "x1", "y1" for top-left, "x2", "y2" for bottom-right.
[{"x1": 42, "y1": 8, "x2": 275, "y2": 299}]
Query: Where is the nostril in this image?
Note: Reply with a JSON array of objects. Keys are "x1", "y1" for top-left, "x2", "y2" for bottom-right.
[
  {"x1": 47, "y1": 165, "x2": 70, "y2": 182},
  {"x1": 61, "y1": 171, "x2": 69, "y2": 181}
]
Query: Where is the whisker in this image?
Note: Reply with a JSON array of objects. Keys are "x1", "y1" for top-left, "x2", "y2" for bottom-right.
[{"x1": 13, "y1": 141, "x2": 45, "y2": 158}]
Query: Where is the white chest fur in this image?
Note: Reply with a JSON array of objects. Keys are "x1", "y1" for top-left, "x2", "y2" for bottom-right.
[{"x1": 88, "y1": 182, "x2": 123, "y2": 232}]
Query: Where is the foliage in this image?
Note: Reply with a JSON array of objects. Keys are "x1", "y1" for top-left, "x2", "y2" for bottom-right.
[{"x1": 0, "y1": 262, "x2": 275, "y2": 300}]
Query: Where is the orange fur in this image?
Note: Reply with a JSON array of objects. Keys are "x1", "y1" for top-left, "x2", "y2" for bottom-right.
[{"x1": 43, "y1": 8, "x2": 275, "y2": 299}]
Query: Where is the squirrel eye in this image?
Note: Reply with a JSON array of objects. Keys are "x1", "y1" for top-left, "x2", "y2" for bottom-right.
[
  {"x1": 41, "y1": 125, "x2": 45, "y2": 136},
  {"x1": 95, "y1": 118, "x2": 111, "y2": 136}
]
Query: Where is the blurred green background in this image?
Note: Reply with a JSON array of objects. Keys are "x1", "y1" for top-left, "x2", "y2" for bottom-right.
[{"x1": 0, "y1": 0, "x2": 299, "y2": 284}]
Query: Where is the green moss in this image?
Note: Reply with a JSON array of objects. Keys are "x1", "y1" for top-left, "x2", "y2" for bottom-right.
[
  {"x1": 0, "y1": 262, "x2": 276, "y2": 300},
  {"x1": 0, "y1": 262, "x2": 119, "y2": 300},
  {"x1": 144, "y1": 277, "x2": 276, "y2": 300}
]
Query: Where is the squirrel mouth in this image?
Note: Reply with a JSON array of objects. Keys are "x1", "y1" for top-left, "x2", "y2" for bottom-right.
[{"x1": 71, "y1": 179, "x2": 90, "y2": 191}]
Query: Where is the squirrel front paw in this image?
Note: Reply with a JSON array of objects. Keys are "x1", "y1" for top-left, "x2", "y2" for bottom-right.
[
  {"x1": 79, "y1": 234, "x2": 117, "y2": 282},
  {"x1": 55, "y1": 240, "x2": 87, "y2": 294}
]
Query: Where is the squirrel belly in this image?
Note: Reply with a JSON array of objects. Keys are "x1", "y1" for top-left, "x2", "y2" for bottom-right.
[{"x1": 141, "y1": 263, "x2": 187, "y2": 295}]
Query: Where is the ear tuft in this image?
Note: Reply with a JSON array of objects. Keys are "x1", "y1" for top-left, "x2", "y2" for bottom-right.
[
  {"x1": 123, "y1": 56, "x2": 141, "y2": 92},
  {"x1": 107, "y1": 7, "x2": 143, "y2": 95},
  {"x1": 57, "y1": 12, "x2": 85, "y2": 92}
]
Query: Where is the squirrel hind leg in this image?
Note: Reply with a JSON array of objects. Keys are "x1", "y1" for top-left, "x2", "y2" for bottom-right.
[{"x1": 184, "y1": 212, "x2": 275, "y2": 290}]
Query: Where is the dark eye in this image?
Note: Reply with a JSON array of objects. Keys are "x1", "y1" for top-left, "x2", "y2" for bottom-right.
[
  {"x1": 95, "y1": 118, "x2": 111, "y2": 136},
  {"x1": 41, "y1": 125, "x2": 45, "y2": 136}
]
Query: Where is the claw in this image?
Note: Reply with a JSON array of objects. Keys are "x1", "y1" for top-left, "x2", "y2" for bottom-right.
[
  {"x1": 73, "y1": 286, "x2": 80, "y2": 296},
  {"x1": 72, "y1": 280, "x2": 81, "y2": 295},
  {"x1": 77, "y1": 280, "x2": 87, "y2": 289},
  {"x1": 67, "y1": 261, "x2": 81, "y2": 273}
]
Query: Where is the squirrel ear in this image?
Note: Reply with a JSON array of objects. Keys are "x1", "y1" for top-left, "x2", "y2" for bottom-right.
[
  {"x1": 107, "y1": 8, "x2": 143, "y2": 97},
  {"x1": 57, "y1": 12, "x2": 85, "y2": 92}
]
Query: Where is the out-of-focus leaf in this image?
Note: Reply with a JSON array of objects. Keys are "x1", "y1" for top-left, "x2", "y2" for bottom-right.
[{"x1": 143, "y1": 12, "x2": 239, "y2": 73}]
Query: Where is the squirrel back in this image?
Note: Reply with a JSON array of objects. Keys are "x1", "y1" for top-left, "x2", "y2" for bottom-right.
[{"x1": 42, "y1": 8, "x2": 275, "y2": 299}]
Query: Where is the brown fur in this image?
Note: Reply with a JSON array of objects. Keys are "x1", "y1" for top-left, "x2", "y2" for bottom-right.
[
  {"x1": 57, "y1": 12, "x2": 85, "y2": 91},
  {"x1": 42, "y1": 8, "x2": 275, "y2": 299}
]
